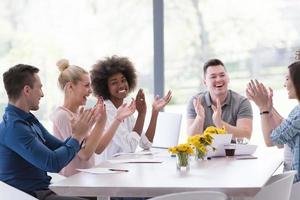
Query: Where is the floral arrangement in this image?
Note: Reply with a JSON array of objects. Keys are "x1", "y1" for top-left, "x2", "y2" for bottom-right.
[
  {"x1": 168, "y1": 143, "x2": 194, "y2": 168},
  {"x1": 188, "y1": 126, "x2": 226, "y2": 160},
  {"x1": 203, "y1": 126, "x2": 226, "y2": 135}
]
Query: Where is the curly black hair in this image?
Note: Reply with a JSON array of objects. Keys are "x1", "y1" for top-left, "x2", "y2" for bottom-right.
[{"x1": 90, "y1": 55, "x2": 137, "y2": 100}]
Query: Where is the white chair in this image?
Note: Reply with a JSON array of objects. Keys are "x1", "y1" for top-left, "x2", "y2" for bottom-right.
[
  {"x1": 251, "y1": 170, "x2": 296, "y2": 200},
  {"x1": 148, "y1": 191, "x2": 228, "y2": 200},
  {"x1": 0, "y1": 181, "x2": 38, "y2": 200},
  {"x1": 152, "y1": 112, "x2": 182, "y2": 148},
  {"x1": 290, "y1": 181, "x2": 300, "y2": 200}
]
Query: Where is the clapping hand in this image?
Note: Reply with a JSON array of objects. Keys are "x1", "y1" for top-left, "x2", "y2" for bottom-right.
[
  {"x1": 212, "y1": 98, "x2": 222, "y2": 128},
  {"x1": 116, "y1": 99, "x2": 136, "y2": 122},
  {"x1": 135, "y1": 89, "x2": 146, "y2": 115},
  {"x1": 94, "y1": 96, "x2": 107, "y2": 124},
  {"x1": 246, "y1": 79, "x2": 273, "y2": 111},
  {"x1": 71, "y1": 107, "x2": 96, "y2": 142},
  {"x1": 193, "y1": 96, "x2": 205, "y2": 119},
  {"x1": 152, "y1": 90, "x2": 172, "y2": 112}
]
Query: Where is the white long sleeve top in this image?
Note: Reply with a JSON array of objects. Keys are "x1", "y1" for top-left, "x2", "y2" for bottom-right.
[{"x1": 95, "y1": 99, "x2": 152, "y2": 163}]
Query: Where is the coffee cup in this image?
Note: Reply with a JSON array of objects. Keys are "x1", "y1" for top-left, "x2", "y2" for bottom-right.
[{"x1": 224, "y1": 144, "x2": 236, "y2": 156}]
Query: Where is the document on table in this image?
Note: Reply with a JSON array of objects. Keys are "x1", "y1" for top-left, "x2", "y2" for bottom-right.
[
  {"x1": 108, "y1": 158, "x2": 164, "y2": 164},
  {"x1": 77, "y1": 167, "x2": 129, "y2": 174},
  {"x1": 113, "y1": 151, "x2": 156, "y2": 157}
]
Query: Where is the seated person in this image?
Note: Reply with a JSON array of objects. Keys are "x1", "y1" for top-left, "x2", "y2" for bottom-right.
[
  {"x1": 90, "y1": 55, "x2": 172, "y2": 161},
  {"x1": 0, "y1": 64, "x2": 95, "y2": 200},
  {"x1": 246, "y1": 61, "x2": 300, "y2": 181},
  {"x1": 187, "y1": 58, "x2": 253, "y2": 139},
  {"x1": 51, "y1": 59, "x2": 135, "y2": 176}
]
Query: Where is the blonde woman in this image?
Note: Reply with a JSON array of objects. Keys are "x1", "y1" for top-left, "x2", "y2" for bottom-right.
[{"x1": 51, "y1": 59, "x2": 136, "y2": 176}]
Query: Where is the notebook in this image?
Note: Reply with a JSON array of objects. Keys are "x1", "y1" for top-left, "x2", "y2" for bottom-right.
[
  {"x1": 152, "y1": 112, "x2": 182, "y2": 148},
  {"x1": 206, "y1": 134, "x2": 257, "y2": 157},
  {"x1": 206, "y1": 134, "x2": 232, "y2": 157}
]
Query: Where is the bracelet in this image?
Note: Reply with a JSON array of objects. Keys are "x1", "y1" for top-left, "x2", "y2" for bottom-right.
[
  {"x1": 260, "y1": 111, "x2": 270, "y2": 115},
  {"x1": 80, "y1": 138, "x2": 86, "y2": 149}
]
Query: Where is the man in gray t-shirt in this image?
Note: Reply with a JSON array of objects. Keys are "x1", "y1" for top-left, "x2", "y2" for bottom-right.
[{"x1": 186, "y1": 59, "x2": 253, "y2": 139}]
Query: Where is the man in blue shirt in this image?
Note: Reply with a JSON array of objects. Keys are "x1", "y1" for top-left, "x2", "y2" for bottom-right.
[{"x1": 0, "y1": 64, "x2": 95, "y2": 200}]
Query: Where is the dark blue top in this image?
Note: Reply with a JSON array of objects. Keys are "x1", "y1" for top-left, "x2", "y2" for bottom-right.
[{"x1": 0, "y1": 104, "x2": 80, "y2": 195}]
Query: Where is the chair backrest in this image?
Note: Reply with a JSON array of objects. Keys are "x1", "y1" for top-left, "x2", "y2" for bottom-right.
[
  {"x1": 0, "y1": 181, "x2": 38, "y2": 200},
  {"x1": 152, "y1": 112, "x2": 182, "y2": 148},
  {"x1": 253, "y1": 170, "x2": 296, "y2": 200},
  {"x1": 149, "y1": 191, "x2": 228, "y2": 200},
  {"x1": 290, "y1": 181, "x2": 300, "y2": 200}
]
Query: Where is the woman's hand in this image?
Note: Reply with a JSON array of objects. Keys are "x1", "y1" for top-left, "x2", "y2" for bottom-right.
[
  {"x1": 135, "y1": 89, "x2": 147, "y2": 115},
  {"x1": 71, "y1": 107, "x2": 96, "y2": 142},
  {"x1": 116, "y1": 99, "x2": 136, "y2": 121},
  {"x1": 152, "y1": 90, "x2": 172, "y2": 112},
  {"x1": 94, "y1": 97, "x2": 107, "y2": 124},
  {"x1": 246, "y1": 79, "x2": 273, "y2": 111}
]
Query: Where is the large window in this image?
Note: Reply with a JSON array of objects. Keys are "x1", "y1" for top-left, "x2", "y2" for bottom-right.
[
  {"x1": 1, "y1": 0, "x2": 300, "y2": 145},
  {"x1": 0, "y1": 0, "x2": 153, "y2": 129},
  {"x1": 164, "y1": 0, "x2": 300, "y2": 143}
]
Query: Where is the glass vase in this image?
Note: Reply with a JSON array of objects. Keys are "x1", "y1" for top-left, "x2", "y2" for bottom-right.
[
  {"x1": 195, "y1": 148, "x2": 207, "y2": 161},
  {"x1": 176, "y1": 152, "x2": 190, "y2": 171}
]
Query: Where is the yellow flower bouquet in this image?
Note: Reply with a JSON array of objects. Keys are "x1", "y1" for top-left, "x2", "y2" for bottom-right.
[
  {"x1": 188, "y1": 126, "x2": 225, "y2": 160},
  {"x1": 168, "y1": 143, "x2": 194, "y2": 170},
  {"x1": 203, "y1": 126, "x2": 226, "y2": 135}
]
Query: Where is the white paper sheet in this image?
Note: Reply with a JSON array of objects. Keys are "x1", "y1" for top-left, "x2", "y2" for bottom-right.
[
  {"x1": 108, "y1": 158, "x2": 163, "y2": 164},
  {"x1": 113, "y1": 151, "x2": 156, "y2": 157},
  {"x1": 77, "y1": 167, "x2": 128, "y2": 174}
]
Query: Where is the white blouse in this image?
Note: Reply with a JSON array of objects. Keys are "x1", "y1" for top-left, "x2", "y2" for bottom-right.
[{"x1": 95, "y1": 99, "x2": 152, "y2": 163}]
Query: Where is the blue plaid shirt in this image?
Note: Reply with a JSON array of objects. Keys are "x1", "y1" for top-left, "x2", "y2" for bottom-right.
[{"x1": 271, "y1": 104, "x2": 300, "y2": 182}]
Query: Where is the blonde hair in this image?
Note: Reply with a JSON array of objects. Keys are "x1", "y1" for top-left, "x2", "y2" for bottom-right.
[{"x1": 56, "y1": 59, "x2": 88, "y2": 90}]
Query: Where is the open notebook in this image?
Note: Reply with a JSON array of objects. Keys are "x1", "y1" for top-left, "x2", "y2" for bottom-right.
[
  {"x1": 207, "y1": 134, "x2": 232, "y2": 157},
  {"x1": 206, "y1": 134, "x2": 257, "y2": 157},
  {"x1": 152, "y1": 112, "x2": 182, "y2": 148}
]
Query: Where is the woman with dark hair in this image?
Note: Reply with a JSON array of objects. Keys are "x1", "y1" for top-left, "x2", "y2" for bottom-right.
[
  {"x1": 246, "y1": 61, "x2": 300, "y2": 182},
  {"x1": 90, "y1": 56, "x2": 172, "y2": 161}
]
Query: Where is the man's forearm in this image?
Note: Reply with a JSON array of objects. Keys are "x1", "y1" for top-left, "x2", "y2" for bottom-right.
[
  {"x1": 222, "y1": 121, "x2": 252, "y2": 139},
  {"x1": 187, "y1": 116, "x2": 204, "y2": 136}
]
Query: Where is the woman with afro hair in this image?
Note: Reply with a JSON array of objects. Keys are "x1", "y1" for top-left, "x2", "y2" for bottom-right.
[{"x1": 90, "y1": 55, "x2": 172, "y2": 161}]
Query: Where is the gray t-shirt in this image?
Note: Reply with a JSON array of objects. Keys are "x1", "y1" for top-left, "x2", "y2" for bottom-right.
[{"x1": 186, "y1": 90, "x2": 253, "y2": 129}]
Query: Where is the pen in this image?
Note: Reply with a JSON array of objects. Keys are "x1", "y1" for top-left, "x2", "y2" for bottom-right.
[{"x1": 109, "y1": 169, "x2": 129, "y2": 172}]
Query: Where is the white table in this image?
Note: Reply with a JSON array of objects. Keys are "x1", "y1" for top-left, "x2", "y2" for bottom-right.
[{"x1": 50, "y1": 146, "x2": 283, "y2": 198}]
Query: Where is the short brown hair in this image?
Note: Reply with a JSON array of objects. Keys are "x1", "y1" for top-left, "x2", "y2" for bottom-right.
[
  {"x1": 90, "y1": 56, "x2": 137, "y2": 99},
  {"x1": 288, "y1": 61, "x2": 300, "y2": 100},
  {"x1": 3, "y1": 64, "x2": 39, "y2": 100},
  {"x1": 203, "y1": 59, "x2": 226, "y2": 76}
]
